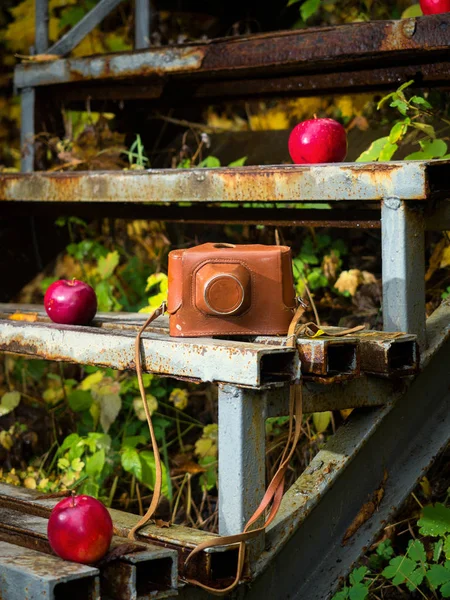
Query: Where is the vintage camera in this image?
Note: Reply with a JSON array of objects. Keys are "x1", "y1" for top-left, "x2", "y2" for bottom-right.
[{"x1": 167, "y1": 243, "x2": 297, "y2": 337}]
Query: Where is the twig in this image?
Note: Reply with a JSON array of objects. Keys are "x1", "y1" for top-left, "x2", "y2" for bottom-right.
[{"x1": 152, "y1": 113, "x2": 229, "y2": 134}]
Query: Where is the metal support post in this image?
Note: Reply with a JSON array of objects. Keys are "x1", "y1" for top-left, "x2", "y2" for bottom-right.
[
  {"x1": 381, "y1": 198, "x2": 426, "y2": 348},
  {"x1": 218, "y1": 385, "x2": 267, "y2": 559},
  {"x1": 20, "y1": 88, "x2": 35, "y2": 172},
  {"x1": 35, "y1": 0, "x2": 49, "y2": 54},
  {"x1": 135, "y1": 0, "x2": 151, "y2": 49}
]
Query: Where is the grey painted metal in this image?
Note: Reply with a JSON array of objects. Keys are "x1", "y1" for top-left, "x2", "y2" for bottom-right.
[
  {"x1": 20, "y1": 88, "x2": 35, "y2": 172},
  {"x1": 14, "y1": 47, "x2": 205, "y2": 88},
  {"x1": 0, "y1": 541, "x2": 100, "y2": 600},
  {"x1": 0, "y1": 505, "x2": 178, "y2": 599},
  {"x1": 35, "y1": 0, "x2": 49, "y2": 54},
  {"x1": 135, "y1": 0, "x2": 151, "y2": 49},
  {"x1": 218, "y1": 385, "x2": 266, "y2": 559},
  {"x1": 0, "y1": 304, "x2": 406, "y2": 411},
  {"x1": 244, "y1": 325, "x2": 450, "y2": 600},
  {"x1": 0, "y1": 317, "x2": 298, "y2": 388},
  {"x1": 381, "y1": 198, "x2": 426, "y2": 347},
  {"x1": 47, "y1": 0, "x2": 125, "y2": 56},
  {"x1": 0, "y1": 162, "x2": 440, "y2": 203}
]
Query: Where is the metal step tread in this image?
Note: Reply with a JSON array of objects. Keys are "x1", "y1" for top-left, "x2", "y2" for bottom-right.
[
  {"x1": 13, "y1": 14, "x2": 450, "y2": 101},
  {"x1": 1, "y1": 160, "x2": 449, "y2": 205},
  {"x1": 0, "y1": 304, "x2": 299, "y2": 388}
]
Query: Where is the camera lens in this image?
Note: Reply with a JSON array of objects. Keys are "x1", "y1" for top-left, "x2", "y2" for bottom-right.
[{"x1": 204, "y1": 274, "x2": 244, "y2": 315}]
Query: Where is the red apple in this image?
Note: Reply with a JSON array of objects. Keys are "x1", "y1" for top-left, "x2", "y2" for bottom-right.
[
  {"x1": 419, "y1": 0, "x2": 450, "y2": 13},
  {"x1": 48, "y1": 495, "x2": 113, "y2": 564},
  {"x1": 288, "y1": 117, "x2": 347, "y2": 164},
  {"x1": 44, "y1": 279, "x2": 97, "y2": 325}
]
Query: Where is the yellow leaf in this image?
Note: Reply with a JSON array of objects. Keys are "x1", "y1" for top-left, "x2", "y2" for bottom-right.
[
  {"x1": 24, "y1": 477, "x2": 37, "y2": 490},
  {"x1": 195, "y1": 424, "x2": 218, "y2": 458},
  {"x1": 169, "y1": 388, "x2": 189, "y2": 410},
  {"x1": 80, "y1": 370, "x2": 104, "y2": 390},
  {"x1": 440, "y1": 245, "x2": 450, "y2": 269},
  {"x1": 133, "y1": 394, "x2": 158, "y2": 421},
  {"x1": 15, "y1": 53, "x2": 59, "y2": 63},
  {"x1": 249, "y1": 108, "x2": 289, "y2": 131},
  {"x1": 419, "y1": 476, "x2": 432, "y2": 499},
  {"x1": 313, "y1": 411, "x2": 332, "y2": 433},
  {"x1": 0, "y1": 431, "x2": 13, "y2": 451},
  {"x1": 146, "y1": 272, "x2": 168, "y2": 294},
  {"x1": 8, "y1": 312, "x2": 38, "y2": 322},
  {"x1": 312, "y1": 329, "x2": 326, "y2": 338},
  {"x1": 334, "y1": 269, "x2": 375, "y2": 296}
]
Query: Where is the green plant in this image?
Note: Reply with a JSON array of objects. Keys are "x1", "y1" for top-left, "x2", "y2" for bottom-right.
[
  {"x1": 357, "y1": 80, "x2": 450, "y2": 162},
  {"x1": 292, "y1": 233, "x2": 348, "y2": 296},
  {"x1": 332, "y1": 502, "x2": 450, "y2": 599}
]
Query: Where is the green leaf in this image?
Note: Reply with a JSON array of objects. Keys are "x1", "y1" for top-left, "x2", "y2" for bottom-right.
[
  {"x1": 0, "y1": 391, "x2": 21, "y2": 416},
  {"x1": 313, "y1": 411, "x2": 332, "y2": 434},
  {"x1": 198, "y1": 156, "x2": 221, "y2": 168},
  {"x1": 405, "y1": 567, "x2": 425, "y2": 591},
  {"x1": 199, "y1": 456, "x2": 218, "y2": 492},
  {"x1": 418, "y1": 503, "x2": 450, "y2": 537},
  {"x1": 434, "y1": 539, "x2": 444, "y2": 563},
  {"x1": 68, "y1": 390, "x2": 93, "y2": 412},
  {"x1": 121, "y1": 447, "x2": 142, "y2": 480},
  {"x1": 419, "y1": 139, "x2": 447, "y2": 158},
  {"x1": 390, "y1": 99, "x2": 409, "y2": 116},
  {"x1": 59, "y1": 433, "x2": 81, "y2": 453},
  {"x1": 87, "y1": 432, "x2": 111, "y2": 451},
  {"x1": 442, "y1": 581, "x2": 450, "y2": 597},
  {"x1": 411, "y1": 122, "x2": 436, "y2": 138},
  {"x1": 82, "y1": 481, "x2": 99, "y2": 498},
  {"x1": 71, "y1": 457, "x2": 85, "y2": 472},
  {"x1": 382, "y1": 556, "x2": 419, "y2": 585},
  {"x1": 427, "y1": 564, "x2": 450, "y2": 588},
  {"x1": 331, "y1": 590, "x2": 349, "y2": 600},
  {"x1": 349, "y1": 567, "x2": 368, "y2": 585},
  {"x1": 307, "y1": 267, "x2": 328, "y2": 290},
  {"x1": 410, "y1": 95, "x2": 432, "y2": 109},
  {"x1": 377, "y1": 539, "x2": 394, "y2": 560},
  {"x1": 287, "y1": 0, "x2": 301, "y2": 5},
  {"x1": 300, "y1": 237, "x2": 319, "y2": 264},
  {"x1": 86, "y1": 449, "x2": 105, "y2": 477},
  {"x1": 397, "y1": 80, "x2": 415, "y2": 93},
  {"x1": 401, "y1": 4, "x2": 423, "y2": 17},
  {"x1": 228, "y1": 156, "x2": 247, "y2": 167},
  {"x1": 408, "y1": 540, "x2": 426, "y2": 563},
  {"x1": 355, "y1": 137, "x2": 389, "y2": 162},
  {"x1": 97, "y1": 250, "x2": 120, "y2": 280},
  {"x1": 300, "y1": 0, "x2": 321, "y2": 21},
  {"x1": 348, "y1": 584, "x2": 369, "y2": 600},
  {"x1": 140, "y1": 450, "x2": 169, "y2": 496},
  {"x1": 379, "y1": 141, "x2": 398, "y2": 161},
  {"x1": 122, "y1": 435, "x2": 147, "y2": 448},
  {"x1": 389, "y1": 120, "x2": 409, "y2": 144},
  {"x1": 444, "y1": 535, "x2": 450, "y2": 560}
]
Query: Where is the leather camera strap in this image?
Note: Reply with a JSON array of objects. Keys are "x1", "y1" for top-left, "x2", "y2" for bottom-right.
[{"x1": 128, "y1": 300, "x2": 304, "y2": 595}]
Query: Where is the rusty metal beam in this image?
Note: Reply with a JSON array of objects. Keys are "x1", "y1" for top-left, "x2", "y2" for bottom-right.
[
  {"x1": 0, "y1": 162, "x2": 442, "y2": 204},
  {"x1": 247, "y1": 302, "x2": 450, "y2": 600},
  {"x1": 0, "y1": 541, "x2": 100, "y2": 600},
  {"x1": 0, "y1": 483, "x2": 241, "y2": 587},
  {"x1": 14, "y1": 15, "x2": 450, "y2": 91},
  {"x1": 0, "y1": 505, "x2": 178, "y2": 600},
  {"x1": 0, "y1": 311, "x2": 299, "y2": 388}
]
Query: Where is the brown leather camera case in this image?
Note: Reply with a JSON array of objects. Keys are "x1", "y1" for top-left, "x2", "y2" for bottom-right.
[{"x1": 167, "y1": 243, "x2": 296, "y2": 337}]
